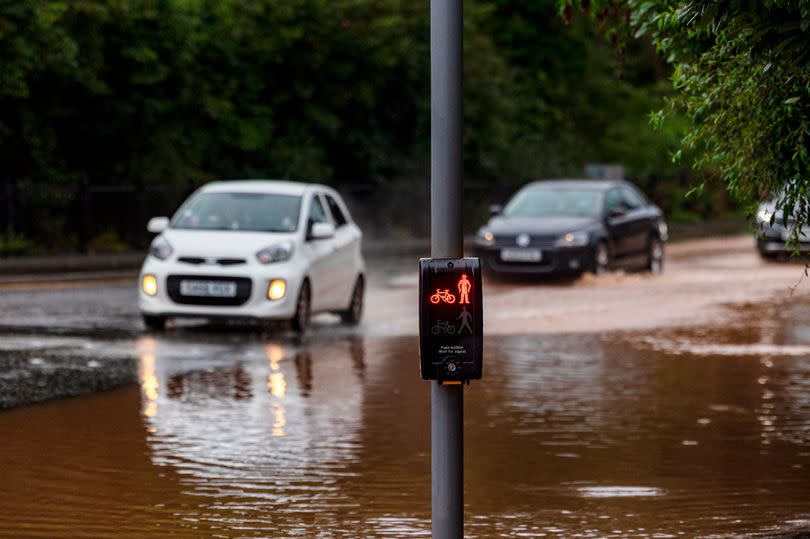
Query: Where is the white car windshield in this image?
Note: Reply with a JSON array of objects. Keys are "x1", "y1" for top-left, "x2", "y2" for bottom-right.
[
  {"x1": 504, "y1": 188, "x2": 603, "y2": 219},
  {"x1": 172, "y1": 192, "x2": 302, "y2": 232}
]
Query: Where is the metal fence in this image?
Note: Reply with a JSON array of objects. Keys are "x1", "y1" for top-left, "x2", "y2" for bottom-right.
[{"x1": 1, "y1": 179, "x2": 515, "y2": 255}]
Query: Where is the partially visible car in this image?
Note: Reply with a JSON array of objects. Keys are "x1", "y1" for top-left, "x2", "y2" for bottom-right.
[
  {"x1": 755, "y1": 198, "x2": 810, "y2": 259},
  {"x1": 474, "y1": 179, "x2": 668, "y2": 277},
  {"x1": 138, "y1": 180, "x2": 365, "y2": 333}
]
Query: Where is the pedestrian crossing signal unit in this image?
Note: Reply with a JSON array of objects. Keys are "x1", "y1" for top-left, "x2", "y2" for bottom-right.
[{"x1": 419, "y1": 258, "x2": 483, "y2": 382}]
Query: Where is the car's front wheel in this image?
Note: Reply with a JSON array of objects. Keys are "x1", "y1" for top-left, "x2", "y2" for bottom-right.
[
  {"x1": 142, "y1": 314, "x2": 166, "y2": 332},
  {"x1": 290, "y1": 280, "x2": 311, "y2": 335},
  {"x1": 340, "y1": 275, "x2": 364, "y2": 326}
]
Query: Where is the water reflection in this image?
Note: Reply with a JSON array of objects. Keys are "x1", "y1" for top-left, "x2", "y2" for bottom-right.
[
  {"x1": 136, "y1": 335, "x2": 159, "y2": 418},
  {"x1": 130, "y1": 335, "x2": 371, "y2": 535},
  {"x1": 295, "y1": 350, "x2": 313, "y2": 397},
  {"x1": 266, "y1": 344, "x2": 287, "y2": 435},
  {"x1": 349, "y1": 336, "x2": 366, "y2": 379}
]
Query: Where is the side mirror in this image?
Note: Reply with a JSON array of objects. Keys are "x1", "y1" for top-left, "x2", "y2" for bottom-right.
[
  {"x1": 147, "y1": 216, "x2": 170, "y2": 233},
  {"x1": 489, "y1": 204, "x2": 503, "y2": 216},
  {"x1": 607, "y1": 206, "x2": 627, "y2": 219},
  {"x1": 309, "y1": 221, "x2": 335, "y2": 240}
]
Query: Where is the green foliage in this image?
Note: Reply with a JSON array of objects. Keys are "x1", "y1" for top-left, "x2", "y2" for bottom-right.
[
  {"x1": 0, "y1": 234, "x2": 31, "y2": 256},
  {"x1": 560, "y1": 0, "x2": 810, "y2": 239},
  {"x1": 2, "y1": 0, "x2": 697, "y2": 223},
  {"x1": 87, "y1": 229, "x2": 127, "y2": 254}
]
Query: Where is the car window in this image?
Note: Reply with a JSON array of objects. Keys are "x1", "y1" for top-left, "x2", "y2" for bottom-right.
[
  {"x1": 309, "y1": 194, "x2": 330, "y2": 224},
  {"x1": 621, "y1": 187, "x2": 645, "y2": 210},
  {"x1": 503, "y1": 187, "x2": 603, "y2": 218},
  {"x1": 172, "y1": 192, "x2": 301, "y2": 232},
  {"x1": 604, "y1": 189, "x2": 624, "y2": 214},
  {"x1": 324, "y1": 194, "x2": 348, "y2": 227}
]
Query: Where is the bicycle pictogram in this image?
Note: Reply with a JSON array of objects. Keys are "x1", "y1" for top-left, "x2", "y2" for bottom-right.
[
  {"x1": 429, "y1": 289, "x2": 456, "y2": 304},
  {"x1": 431, "y1": 320, "x2": 457, "y2": 335}
]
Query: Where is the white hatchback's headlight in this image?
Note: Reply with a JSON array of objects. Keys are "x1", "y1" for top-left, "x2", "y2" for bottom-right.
[
  {"x1": 476, "y1": 228, "x2": 495, "y2": 246},
  {"x1": 149, "y1": 236, "x2": 173, "y2": 260},
  {"x1": 757, "y1": 208, "x2": 774, "y2": 223},
  {"x1": 256, "y1": 241, "x2": 295, "y2": 264},
  {"x1": 554, "y1": 230, "x2": 589, "y2": 247}
]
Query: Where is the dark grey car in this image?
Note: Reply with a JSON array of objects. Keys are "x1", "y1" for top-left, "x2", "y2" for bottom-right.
[{"x1": 474, "y1": 179, "x2": 668, "y2": 276}]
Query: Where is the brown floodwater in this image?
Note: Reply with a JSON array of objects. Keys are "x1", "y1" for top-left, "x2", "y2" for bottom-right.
[{"x1": 2, "y1": 322, "x2": 810, "y2": 538}]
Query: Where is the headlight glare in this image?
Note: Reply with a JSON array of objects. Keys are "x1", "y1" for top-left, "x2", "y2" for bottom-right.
[
  {"x1": 267, "y1": 279, "x2": 287, "y2": 300},
  {"x1": 757, "y1": 208, "x2": 774, "y2": 223},
  {"x1": 149, "y1": 236, "x2": 173, "y2": 261},
  {"x1": 476, "y1": 229, "x2": 495, "y2": 246},
  {"x1": 142, "y1": 274, "x2": 158, "y2": 296},
  {"x1": 555, "y1": 230, "x2": 589, "y2": 247},
  {"x1": 256, "y1": 241, "x2": 294, "y2": 264}
]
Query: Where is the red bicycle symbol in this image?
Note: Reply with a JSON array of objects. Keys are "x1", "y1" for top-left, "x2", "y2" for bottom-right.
[{"x1": 429, "y1": 289, "x2": 456, "y2": 304}]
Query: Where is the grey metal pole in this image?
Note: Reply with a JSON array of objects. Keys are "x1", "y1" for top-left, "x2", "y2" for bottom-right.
[{"x1": 430, "y1": 0, "x2": 464, "y2": 537}]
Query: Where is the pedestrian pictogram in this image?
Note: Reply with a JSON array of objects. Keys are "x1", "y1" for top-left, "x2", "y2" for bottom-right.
[
  {"x1": 457, "y1": 274, "x2": 471, "y2": 304},
  {"x1": 430, "y1": 288, "x2": 456, "y2": 304},
  {"x1": 456, "y1": 306, "x2": 472, "y2": 335}
]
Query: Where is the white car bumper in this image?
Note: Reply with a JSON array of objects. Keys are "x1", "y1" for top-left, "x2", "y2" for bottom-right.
[{"x1": 138, "y1": 258, "x2": 303, "y2": 321}]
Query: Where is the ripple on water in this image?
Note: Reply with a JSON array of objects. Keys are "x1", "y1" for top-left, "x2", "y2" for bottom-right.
[{"x1": 576, "y1": 486, "x2": 665, "y2": 498}]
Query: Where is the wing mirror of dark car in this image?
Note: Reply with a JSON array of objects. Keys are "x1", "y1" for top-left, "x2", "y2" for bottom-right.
[
  {"x1": 489, "y1": 204, "x2": 503, "y2": 216},
  {"x1": 607, "y1": 206, "x2": 628, "y2": 219}
]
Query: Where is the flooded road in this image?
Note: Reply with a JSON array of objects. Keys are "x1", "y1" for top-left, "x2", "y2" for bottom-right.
[
  {"x1": 3, "y1": 321, "x2": 810, "y2": 537},
  {"x1": 2, "y1": 236, "x2": 810, "y2": 537}
]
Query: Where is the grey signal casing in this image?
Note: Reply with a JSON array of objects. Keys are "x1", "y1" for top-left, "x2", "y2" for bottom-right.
[{"x1": 418, "y1": 257, "x2": 483, "y2": 381}]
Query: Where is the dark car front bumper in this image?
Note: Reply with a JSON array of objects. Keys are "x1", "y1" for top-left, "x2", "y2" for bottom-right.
[{"x1": 476, "y1": 245, "x2": 595, "y2": 275}]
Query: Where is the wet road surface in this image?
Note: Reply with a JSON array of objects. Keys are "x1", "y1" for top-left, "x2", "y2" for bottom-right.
[
  {"x1": 2, "y1": 236, "x2": 810, "y2": 537},
  {"x1": 1, "y1": 236, "x2": 808, "y2": 338}
]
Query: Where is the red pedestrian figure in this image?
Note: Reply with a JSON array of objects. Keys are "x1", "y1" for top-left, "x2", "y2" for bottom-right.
[{"x1": 457, "y1": 274, "x2": 471, "y2": 304}]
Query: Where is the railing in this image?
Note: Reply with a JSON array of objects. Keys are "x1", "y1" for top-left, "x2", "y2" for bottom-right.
[{"x1": 1, "y1": 179, "x2": 513, "y2": 255}]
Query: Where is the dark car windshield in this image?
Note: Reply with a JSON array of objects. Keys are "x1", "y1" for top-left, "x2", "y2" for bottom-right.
[
  {"x1": 504, "y1": 187, "x2": 603, "y2": 219},
  {"x1": 172, "y1": 192, "x2": 301, "y2": 232}
]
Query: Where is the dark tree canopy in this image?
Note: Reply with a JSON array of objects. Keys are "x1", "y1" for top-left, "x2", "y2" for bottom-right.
[
  {"x1": 1, "y1": 0, "x2": 726, "y2": 250},
  {"x1": 562, "y1": 0, "x2": 810, "y2": 236}
]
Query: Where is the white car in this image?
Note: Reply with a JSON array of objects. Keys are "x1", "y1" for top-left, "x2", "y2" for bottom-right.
[{"x1": 138, "y1": 180, "x2": 365, "y2": 333}]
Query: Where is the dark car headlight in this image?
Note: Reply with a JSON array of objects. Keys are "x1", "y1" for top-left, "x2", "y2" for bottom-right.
[
  {"x1": 475, "y1": 228, "x2": 495, "y2": 246},
  {"x1": 554, "y1": 231, "x2": 589, "y2": 247}
]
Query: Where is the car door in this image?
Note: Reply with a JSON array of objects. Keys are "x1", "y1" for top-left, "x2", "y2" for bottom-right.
[
  {"x1": 300, "y1": 193, "x2": 338, "y2": 312},
  {"x1": 619, "y1": 186, "x2": 652, "y2": 257},
  {"x1": 604, "y1": 188, "x2": 633, "y2": 261},
  {"x1": 323, "y1": 191, "x2": 359, "y2": 309}
]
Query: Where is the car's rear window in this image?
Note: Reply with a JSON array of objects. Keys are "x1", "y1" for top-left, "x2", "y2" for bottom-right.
[
  {"x1": 172, "y1": 192, "x2": 302, "y2": 232},
  {"x1": 504, "y1": 187, "x2": 603, "y2": 218}
]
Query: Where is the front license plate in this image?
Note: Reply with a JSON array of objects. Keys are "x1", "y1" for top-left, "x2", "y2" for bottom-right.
[
  {"x1": 180, "y1": 280, "x2": 237, "y2": 297},
  {"x1": 501, "y1": 248, "x2": 542, "y2": 262}
]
